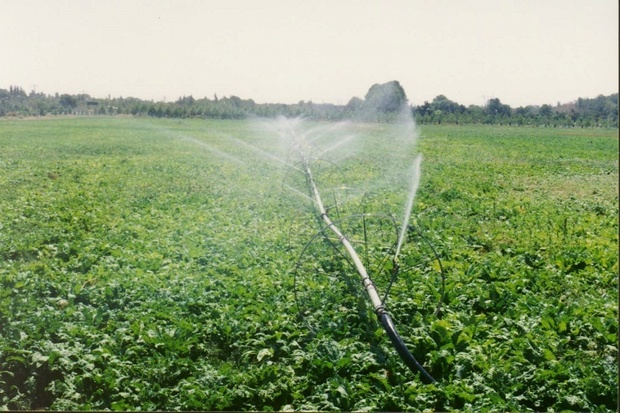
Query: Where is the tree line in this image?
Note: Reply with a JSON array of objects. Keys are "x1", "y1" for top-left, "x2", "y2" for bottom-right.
[
  {"x1": 1, "y1": 82, "x2": 617, "y2": 128},
  {"x1": 413, "y1": 93, "x2": 618, "y2": 128}
]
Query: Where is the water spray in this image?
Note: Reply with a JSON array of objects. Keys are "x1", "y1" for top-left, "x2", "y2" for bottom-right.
[
  {"x1": 294, "y1": 132, "x2": 436, "y2": 384},
  {"x1": 395, "y1": 153, "x2": 423, "y2": 258}
]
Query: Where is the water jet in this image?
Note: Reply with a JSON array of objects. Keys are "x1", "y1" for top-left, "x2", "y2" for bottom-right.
[{"x1": 282, "y1": 118, "x2": 441, "y2": 383}]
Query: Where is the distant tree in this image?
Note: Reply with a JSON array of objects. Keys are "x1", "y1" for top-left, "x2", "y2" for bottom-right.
[
  {"x1": 466, "y1": 105, "x2": 486, "y2": 124},
  {"x1": 176, "y1": 95, "x2": 195, "y2": 105},
  {"x1": 425, "y1": 95, "x2": 467, "y2": 123},
  {"x1": 9, "y1": 85, "x2": 26, "y2": 97},
  {"x1": 228, "y1": 95, "x2": 242, "y2": 108},
  {"x1": 486, "y1": 98, "x2": 511, "y2": 118},
  {"x1": 539, "y1": 104, "x2": 553, "y2": 117},
  {"x1": 345, "y1": 96, "x2": 364, "y2": 112},
  {"x1": 432, "y1": 110, "x2": 443, "y2": 124},
  {"x1": 60, "y1": 94, "x2": 77, "y2": 108},
  {"x1": 430, "y1": 95, "x2": 463, "y2": 114},
  {"x1": 415, "y1": 101, "x2": 432, "y2": 117},
  {"x1": 514, "y1": 106, "x2": 529, "y2": 117},
  {"x1": 59, "y1": 94, "x2": 77, "y2": 109},
  {"x1": 363, "y1": 80, "x2": 408, "y2": 114}
]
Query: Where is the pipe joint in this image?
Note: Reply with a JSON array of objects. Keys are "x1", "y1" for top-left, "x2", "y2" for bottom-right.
[{"x1": 374, "y1": 305, "x2": 387, "y2": 317}]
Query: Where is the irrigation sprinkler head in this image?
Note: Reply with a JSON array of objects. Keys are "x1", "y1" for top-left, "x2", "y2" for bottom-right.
[
  {"x1": 283, "y1": 118, "x2": 441, "y2": 383},
  {"x1": 391, "y1": 258, "x2": 400, "y2": 277}
]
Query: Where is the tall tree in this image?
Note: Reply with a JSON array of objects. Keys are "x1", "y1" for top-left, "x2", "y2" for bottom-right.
[
  {"x1": 486, "y1": 98, "x2": 511, "y2": 118},
  {"x1": 59, "y1": 94, "x2": 77, "y2": 109},
  {"x1": 363, "y1": 80, "x2": 408, "y2": 113},
  {"x1": 430, "y1": 95, "x2": 463, "y2": 113}
]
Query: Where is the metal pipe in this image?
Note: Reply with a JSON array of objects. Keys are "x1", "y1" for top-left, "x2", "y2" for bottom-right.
[{"x1": 299, "y1": 151, "x2": 436, "y2": 383}]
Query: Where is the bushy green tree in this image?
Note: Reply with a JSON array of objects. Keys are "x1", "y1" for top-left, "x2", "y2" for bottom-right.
[
  {"x1": 486, "y1": 98, "x2": 511, "y2": 118},
  {"x1": 345, "y1": 97, "x2": 364, "y2": 112},
  {"x1": 363, "y1": 80, "x2": 408, "y2": 114},
  {"x1": 59, "y1": 94, "x2": 77, "y2": 110}
]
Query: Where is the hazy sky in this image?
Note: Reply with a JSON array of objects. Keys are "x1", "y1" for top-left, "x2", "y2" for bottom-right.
[{"x1": 2, "y1": 0, "x2": 617, "y2": 107}]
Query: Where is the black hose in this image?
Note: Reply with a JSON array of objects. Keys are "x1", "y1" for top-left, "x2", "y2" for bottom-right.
[
  {"x1": 378, "y1": 311, "x2": 436, "y2": 384},
  {"x1": 299, "y1": 146, "x2": 436, "y2": 384}
]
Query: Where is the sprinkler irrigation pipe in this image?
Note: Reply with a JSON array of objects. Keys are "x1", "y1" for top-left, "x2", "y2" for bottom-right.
[{"x1": 299, "y1": 151, "x2": 436, "y2": 384}]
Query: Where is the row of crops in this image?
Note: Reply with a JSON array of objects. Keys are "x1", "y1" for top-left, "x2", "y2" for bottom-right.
[{"x1": 0, "y1": 118, "x2": 617, "y2": 410}]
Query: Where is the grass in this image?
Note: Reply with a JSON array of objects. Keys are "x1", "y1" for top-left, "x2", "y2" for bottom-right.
[{"x1": 0, "y1": 117, "x2": 617, "y2": 411}]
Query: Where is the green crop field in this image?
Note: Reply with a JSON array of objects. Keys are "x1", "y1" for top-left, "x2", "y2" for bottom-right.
[{"x1": 0, "y1": 117, "x2": 617, "y2": 411}]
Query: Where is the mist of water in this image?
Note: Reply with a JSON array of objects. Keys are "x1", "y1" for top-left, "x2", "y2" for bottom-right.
[
  {"x1": 179, "y1": 134, "x2": 248, "y2": 166},
  {"x1": 259, "y1": 110, "x2": 423, "y2": 260},
  {"x1": 395, "y1": 153, "x2": 423, "y2": 259},
  {"x1": 157, "y1": 113, "x2": 423, "y2": 258},
  {"x1": 142, "y1": 122, "x2": 250, "y2": 167},
  {"x1": 227, "y1": 135, "x2": 303, "y2": 173}
]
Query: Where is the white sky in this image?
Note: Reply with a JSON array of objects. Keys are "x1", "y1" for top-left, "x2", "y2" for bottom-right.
[{"x1": 1, "y1": 0, "x2": 617, "y2": 107}]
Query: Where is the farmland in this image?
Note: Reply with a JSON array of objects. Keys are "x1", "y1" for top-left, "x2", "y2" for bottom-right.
[{"x1": 0, "y1": 117, "x2": 618, "y2": 411}]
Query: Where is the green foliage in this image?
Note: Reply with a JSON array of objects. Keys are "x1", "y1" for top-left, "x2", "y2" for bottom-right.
[
  {"x1": 1, "y1": 84, "x2": 616, "y2": 127},
  {"x1": 362, "y1": 81, "x2": 408, "y2": 118},
  {"x1": 59, "y1": 94, "x2": 78, "y2": 109},
  {"x1": 414, "y1": 94, "x2": 618, "y2": 127},
  {"x1": 0, "y1": 119, "x2": 617, "y2": 410}
]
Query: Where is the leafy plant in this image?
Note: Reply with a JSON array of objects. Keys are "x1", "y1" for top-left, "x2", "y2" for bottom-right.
[{"x1": 0, "y1": 118, "x2": 617, "y2": 410}]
